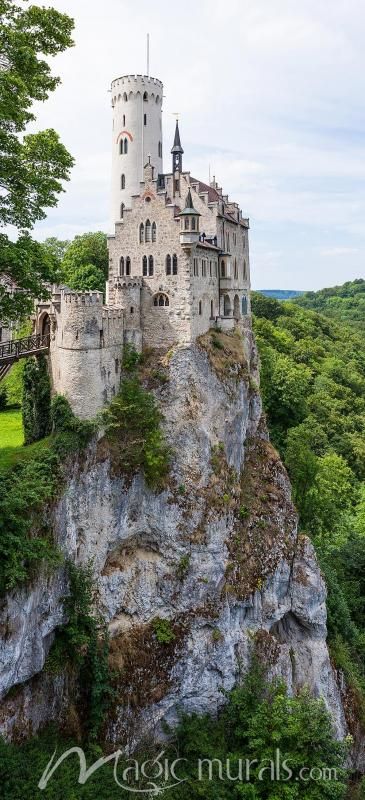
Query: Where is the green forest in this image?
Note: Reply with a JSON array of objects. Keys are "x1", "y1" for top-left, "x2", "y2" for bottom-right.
[{"x1": 295, "y1": 279, "x2": 365, "y2": 332}]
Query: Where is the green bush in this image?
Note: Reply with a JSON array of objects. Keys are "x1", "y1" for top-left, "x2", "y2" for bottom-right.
[
  {"x1": 22, "y1": 355, "x2": 52, "y2": 444},
  {"x1": 152, "y1": 617, "x2": 175, "y2": 644},
  {"x1": 103, "y1": 376, "x2": 170, "y2": 489}
]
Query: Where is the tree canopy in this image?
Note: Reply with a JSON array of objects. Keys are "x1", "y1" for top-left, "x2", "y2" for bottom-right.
[{"x1": 0, "y1": 0, "x2": 74, "y2": 321}]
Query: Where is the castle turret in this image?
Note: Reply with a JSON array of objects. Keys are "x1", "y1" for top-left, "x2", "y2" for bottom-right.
[
  {"x1": 179, "y1": 189, "x2": 201, "y2": 246},
  {"x1": 111, "y1": 74, "x2": 163, "y2": 223}
]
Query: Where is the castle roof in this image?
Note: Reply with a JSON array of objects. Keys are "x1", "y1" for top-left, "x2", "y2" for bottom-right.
[
  {"x1": 178, "y1": 188, "x2": 201, "y2": 216},
  {"x1": 171, "y1": 120, "x2": 184, "y2": 154}
]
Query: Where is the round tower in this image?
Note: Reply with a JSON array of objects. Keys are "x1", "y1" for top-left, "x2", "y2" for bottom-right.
[{"x1": 111, "y1": 74, "x2": 163, "y2": 223}]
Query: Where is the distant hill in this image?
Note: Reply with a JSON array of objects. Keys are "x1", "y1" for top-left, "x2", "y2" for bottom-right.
[
  {"x1": 295, "y1": 278, "x2": 365, "y2": 331},
  {"x1": 258, "y1": 289, "x2": 305, "y2": 300}
]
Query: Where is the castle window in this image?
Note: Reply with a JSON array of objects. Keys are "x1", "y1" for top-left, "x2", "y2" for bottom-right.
[
  {"x1": 126, "y1": 256, "x2": 131, "y2": 276},
  {"x1": 184, "y1": 218, "x2": 189, "y2": 231},
  {"x1": 148, "y1": 255, "x2": 154, "y2": 275},
  {"x1": 221, "y1": 260, "x2": 225, "y2": 278},
  {"x1": 143, "y1": 91, "x2": 148, "y2": 101},
  {"x1": 243, "y1": 260, "x2": 247, "y2": 280},
  {"x1": 242, "y1": 295, "x2": 248, "y2": 315},
  {"x1": 166, "y1": 254, "x2": 171, "y2": 275},
  {"x1": 145, "y1": 219, "x2": 151, "y2": 242},
  {"x1": 123, "y1": 92, "x2": 128, "y2": 102},
  {"x1": 199, "y1": 300, "x2": 202, "y2": 315},
  {"x1": 209, "y1": 260, "x2": 212, "y2": 277},
  {"x1": 153, "y1": 293, "x2": 169, "y2": 307},
  {"x1": 202, "y1": 259, "x2": 207, "y2": 277},
  {"x1": 243, "y1": 235, "x2": 246, "y2": 250},
  {"x1": 124, "y1": 138, "x2": 128, "y2": 154},
  {"x1": 121, "y1": 174, "x2": 125, "y2": 189},
  {"x1": 158, "y1": 141, "x2": 162, "y2": 158},
  {"x1": 234, "y1": 258, "x2": 238, "y2": 280},
  {"x1": 119, "y1": 256, "x2": 125, "y2": 276},
  {"x1": 130, "y1": 306, "x2": 134, "y2": 314},
  {"x1": 119, "y1": 139, "x2": 123, "y2": 154},
  {"x1": 193, "y1": 258, "x2": 199, "y2": 277},
  {"x1": 152, "y1": 222, "x2": 157, "y2": 242},
  {"x1": 210, "y1": 300, "x2": 214, "y2": 318},
  {"x1": 120, "y1": 203, "x2": 125, "y2": 219},
  {"x1": 123, "y1": 114, "x2": 126, "y2": 126},
  {"x1": 172, "y1": 254, "x2": 178, "y2": 275},
  {"x1": 214, "y1": 262, "x2": 218, "y2": 277},
  {"x1": 191, "y1": 217, "x2": 196, "y2": 231},
  {"x1": 144, "y1": 113, "x2": 147, "y2": 126},
  {"x1": 139, "y1": 222, "x2": 144, "y2": 243},
  {"x1": 142, "y1": 255, "x2": 148, "y2": 276}
]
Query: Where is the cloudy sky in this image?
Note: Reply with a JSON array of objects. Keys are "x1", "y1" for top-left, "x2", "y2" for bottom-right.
[{"x1": 33, "y1": 0, "x2": 365, "y2": 290}]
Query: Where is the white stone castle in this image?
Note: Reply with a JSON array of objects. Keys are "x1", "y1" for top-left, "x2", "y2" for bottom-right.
[{"x1": 37, "y1": 74, "x2": 251, "y2": 419}]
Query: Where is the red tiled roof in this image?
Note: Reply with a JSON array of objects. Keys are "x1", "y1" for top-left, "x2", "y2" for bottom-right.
[{"x1": 190, "y1": 178, "x2": 221, "y2": 203}]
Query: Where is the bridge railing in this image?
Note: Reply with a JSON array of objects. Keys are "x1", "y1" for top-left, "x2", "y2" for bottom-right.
[{"x1": 0, "y1": 333, "x2": 50, "y2": 363}]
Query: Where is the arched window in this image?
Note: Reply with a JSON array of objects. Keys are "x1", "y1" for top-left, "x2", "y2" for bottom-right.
[
  {"x1": 153, "y1": 293, "x2": 169, "y2": 307},
  {"x1": 148, "y1": 255, "x2": 154, "y2": 276},
  {"x1": 191, "y1": 217, "x2": 196, "y2": 231},
  {"x1": 145, "y1": 219, "x2": 151, "y2": 242},
  {"x1": 142, "y1": 255, "x2": 148, "y2": 276},
  {"x1": 199, "y1": 300, "x2": 202, "y2": 316},
  {"x1": 144, "y1": 113, "x2": 147, "y2": 126},
  {"x1": 242, "y1": 295, "x2": 248, "y2": 315},
  {"x1": 143, "y1": 91, "x2": 148, "y2": 102},
  {"x1": 119, "y1": 256, "x2": 124, "y2": 276},
  {"x1": 221, "y1": 260, "x2": 225, "y2": 278},
  {"x1": 123, "y1": 92, "x2": 128, "y2": 102},
  {"x1": 124, "y1": 138, "x2": 128, "y2": 154},
  {"x1": 234, "y1": 258, "x2": 238, "y2": 280},
  {"x1": 120, "y1": 203, "x2": 125, "y2": 219},
  {"x1": 121, "y1": 174, "x2": 125, "y2": 189},
  {"x1": 210, "y1": 300, "x2": 214, "y2": 318},
  {"x1": 123, "y1": 114, "x2": 126, "y2": 126},
  {"x1": 126, "y1": 257, "x2": 131, "y2": 276},
  {"x1": 184, "y1": 218, "x2": 189, "y2": 230},
  {"x1": 119, "y1": 139, "x2": 123, "y2": 154},
  {"x1": 172, "y1": 254, "x2": 178, "y2": 275},
  {"x1": 139, "y1": 222, "x2": 144, "y2": 243},
  {"x1": 166, "y1": 254, "x2": 171, "y2": 275},
  {"x1": 224, "y1": 294, "x2": 231, "y2": 316},
  {"x1": 152, "y1": 222, "x2": 157, "y2": 242},
  {"x1": 243, "y1": 260, "x2": 247, "y2": 280}
]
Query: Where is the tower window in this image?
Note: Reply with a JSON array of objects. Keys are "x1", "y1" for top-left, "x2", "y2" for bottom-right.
[
  {"x1": 120, "y1": 203, "x2": 125, "y2": 219},
  {"x1": 139, "y1": 222, "x2": 144, "y2": 243},
  {"x1": 221, "y1": 260, "x2": 225, "y2": 278},
  {"x1": 119, "y1": 256, "x2": 124, "y2": 276},
  {"x1": 144, "y1": 114, "x2": 147, "y2": 126},
  {"x1": 152, "y1": 222, "x2": 157, "y2": 242},
  {"x1": 199, "y1": 301, "x2": 202, "y2": 315},
  {"x1": 243, "y1": 260, "x2": 247, "y2": 280},
  {"x1": 123, "y1": 114, "x2": 126, "y2": 126},
  {"x1": 143, "y1": 91, "x2": 148, "y2": 102},
  {"x1": 145, "y1": 219, "x2": 151, "y2": 242},
  {"x1": 193, "y1": 258, "x2": 198, "y2": 277},
  {"x1": 126, "y1": 256, "x2": 131, "y2": 276},
  {"x1": 184, "y1": 218, "x2": 189, "y2": 231},
  {"x1": 158, "y1": 141, "x2": 162, "y2": 157},
  {"x1": 142, "y1": 255, "x2": 148, "y2": 276},
  {"x1": 148, "y1": 255, "x2": 154, "y2": 276},
  {"x1": 123, "y1": 92, "x2": 128, "y2": 102},
  {"x1": 191, "y1": 217, "x2": 196, "y2": 231},
  {"x1": 210, "y1": 300, "x2": 214, "y2": 318},
  {"x1": 172, "y1": 254, "x2": 178, "y2": 275},
  {"x1": 234, "y1": 258, "x2": 238, "y2": 280},
  {"x1": 124, "y1": 138, "x2": 128, "y2": 154},
  {"x1": 166, "y1": 254, "x2": 171, "y2": 275},
  {"x1": 121, "y1": 174, "x2": 125, "y2": 189},
  {"x1": 119, "y1": 139, "x2": 123, "y2": 154}
]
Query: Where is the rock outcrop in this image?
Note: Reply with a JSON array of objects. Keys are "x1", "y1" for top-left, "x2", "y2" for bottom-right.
[{"x1": 0, "y1": 325, "x2": 347, "y2": 745}]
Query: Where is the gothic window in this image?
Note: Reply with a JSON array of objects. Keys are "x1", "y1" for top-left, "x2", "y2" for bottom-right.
[
  {"x1": 119, "y1": 139, "x2": 123, "y2": 154},
  {"x1": 121, "y1": 174, "x2": 125, "y2": 189},
  {"x1": 202, "y1": 259, "x2": 207, "y2": 277},
  {"x1": 120, "y1": 203, "x2": 125, "y2": 219},
  {"x1": 184, "y1": 218, "x2": 189, "y2": 230},
  {"x1": 123, "y1": 114, "x2": 126, "y2": 126},
  {"x1": 221, "y1": 260, "x2": 226, "y2": 278},
  {"x1": 145, "y1": 219, "x2": 151, "y2": 242},
  {"x1": 210, "y1": 300, "x2": 214, "y2": 318},
  {"x1": 242, "y1": 295, "x2": 248, "y2": 315},
  {"x1": 191, "y1": 217, "x2": 196, "y2": 231},
  {"x1": 234, "y1": 258, "x2": 238, "y2": 280},
  {"x1": 143, "y1": 91, "x2": 148, "y2": 101},
  {"x1": 139, "y1": 222, "x2": 144, "y2": 243},
  {"x1": 153, "y1": 293, "x2": 169, "y2": 307},
  {"x1": 199, "y1": 300, "x2": 202, "y2": 315},
  {"x1": 209, "y1": 260, "x2": 212, "y2": 277},
  {"x1": 172, "y1": 254, "x2": 178, "y2": 275},
  {"x1": 166, "y1": 254, "x2": 171, "y2": 275},
  {"x1": 124, "y1": 138, "x2": 128, "y2": 154},
  {"x1": 142, "y1": 255, "x2": 148, "y2": 276},
  {"x1": 144, "y1": 113, "x2": 147, "y2": 126},
  {"x1": 193, "y1": 258, "x2": 199, "y2": 277},
  {"x1": 243, "y1": 260, "x2": 247, "y2": 280},
  {"x1": 148, "y1": 255, "x2": 154, "y2": 276},
  {"x1": 119, "y1": 257, "x2": 124, "y2": 276},
  {"x1": 123, "y1": 92, "x2": 128, "y2": 102},
  {"x1": 152, "y1": 222, "x2": 157, "y2": 242},
  {"x1": 126, "y1": 257, "x2": 131, "y2": 276}
]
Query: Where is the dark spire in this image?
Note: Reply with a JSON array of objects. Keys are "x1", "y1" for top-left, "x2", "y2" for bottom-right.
[
  {"x1": 185, "y1": 188, "x2": 193, "y2": 209},
  {"x1": 171, "y1": 119, "x2": 183, "y2": 173}
]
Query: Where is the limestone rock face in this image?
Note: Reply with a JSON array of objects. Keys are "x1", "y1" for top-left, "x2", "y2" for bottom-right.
[{"x1": 0, "y1": 328, "x2": 347, "y2": 744}]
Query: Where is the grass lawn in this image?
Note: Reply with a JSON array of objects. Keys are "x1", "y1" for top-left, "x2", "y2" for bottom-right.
[{"x1": 0, "y1": 409, "x2": 51, "y2": 472}]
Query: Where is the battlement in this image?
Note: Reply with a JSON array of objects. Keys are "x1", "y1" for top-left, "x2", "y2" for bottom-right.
[
  {"x1": 112, "y1": 278, "x2": 143, "y2": 290},
  {"x1": 111, "y1": 74, "x2": 163, "y2": 90},
  {"x1": 62, "y1": 290, "x2": 103, "y2": 306}
]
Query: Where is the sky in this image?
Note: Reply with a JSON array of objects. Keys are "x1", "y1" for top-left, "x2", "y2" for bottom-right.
[{"x1": 31, "y1": 0, "x2": 365, "y2": 290}]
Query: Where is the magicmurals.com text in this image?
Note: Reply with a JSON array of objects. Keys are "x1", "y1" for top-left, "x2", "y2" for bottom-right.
[{"x1": 38, "y1": 746, "x2": 341, "y2": 794}]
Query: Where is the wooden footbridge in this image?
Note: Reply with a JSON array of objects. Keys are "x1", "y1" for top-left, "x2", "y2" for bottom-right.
[{"x1": 0, "y1": 333, "x2": 50, "y2": 381}]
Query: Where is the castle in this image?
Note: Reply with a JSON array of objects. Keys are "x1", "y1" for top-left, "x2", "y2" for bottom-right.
[{"x1": 37, "y1": 74, "x2": 251, "y2": 419}]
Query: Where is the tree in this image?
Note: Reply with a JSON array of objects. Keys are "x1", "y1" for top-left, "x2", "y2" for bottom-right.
[
  {"x1": 0, "y1": 0, "x2": 74, "y2": 321},
  {"x1": 66, "y1": 262, "x2": 106, "y2": 292},
  {"x1": 22, "y1": 355, "x2": 51, "y2": 444},
  {"x1": 61, "y1": 232, "x2": 108, "y2": 286},
  {"x1": 41, "y1": 237, "x2": 70, "y2": 271}
]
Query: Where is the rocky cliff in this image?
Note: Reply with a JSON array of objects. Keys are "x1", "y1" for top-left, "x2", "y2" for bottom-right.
[{"x1": 0, "y1": 324, "x2": 347, "y2": 745}]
